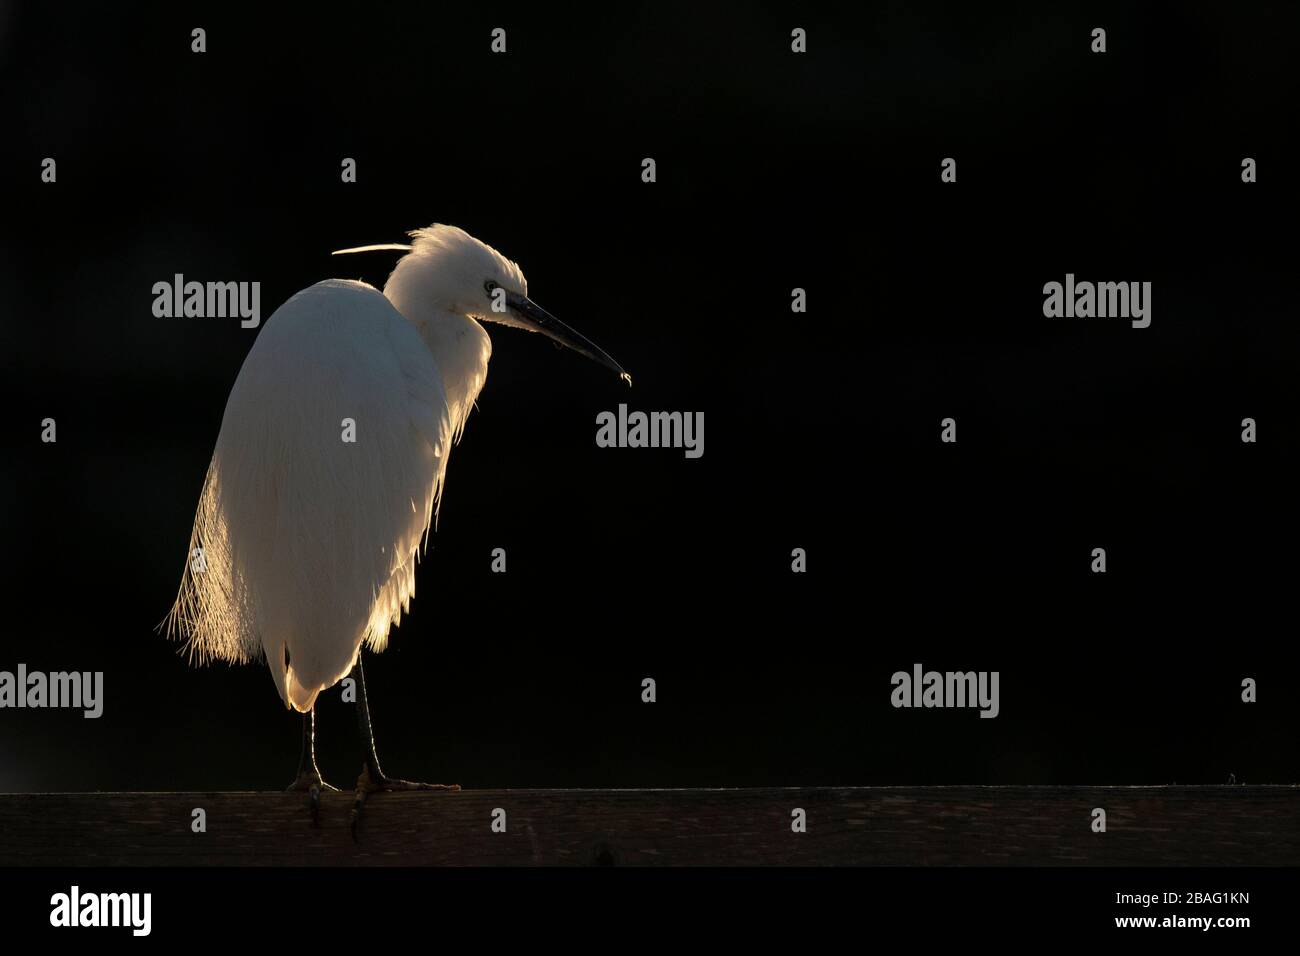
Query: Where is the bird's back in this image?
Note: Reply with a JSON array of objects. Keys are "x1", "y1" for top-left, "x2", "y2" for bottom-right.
[{"x1": 166, "y1": 279, "x2": 453, "y2": 712}]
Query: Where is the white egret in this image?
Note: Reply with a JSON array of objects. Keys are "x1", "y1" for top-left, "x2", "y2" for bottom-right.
[{"x1": 164, "y1": 224, "x2": 629, "y2": 827}]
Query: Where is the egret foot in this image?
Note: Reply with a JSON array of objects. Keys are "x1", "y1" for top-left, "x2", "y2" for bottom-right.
[
  {"x1": 349, "y1": 765, "x2": 460, "y2": 839},
  {"x1": 285, "y1": 770, "x2": 340, "y2": 791},
  {"x1": 286, "y1": 771, "x2": 340, "y2": 827},
  {"x1": 347, "y1": 654, "x2": 461, "y2": 839},
  {"x1": 288, "y1": 708, "x2": 337, "y2": 826}
]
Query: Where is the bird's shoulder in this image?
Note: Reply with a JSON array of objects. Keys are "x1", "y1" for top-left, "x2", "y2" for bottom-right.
[
  {"x1": 256, "y1": 279, "x2": 429, "y2": 365},
  {"x1": 276, "y1": 278, "x2": 398, "y2": 328},
  {"x1": 235, "y1": 278, "x2": 447, "y2": 423}
]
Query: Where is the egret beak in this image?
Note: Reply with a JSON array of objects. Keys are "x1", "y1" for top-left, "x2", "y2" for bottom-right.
[{"x1": 506, "y1": 291, "x2": 632, "y2": 386}]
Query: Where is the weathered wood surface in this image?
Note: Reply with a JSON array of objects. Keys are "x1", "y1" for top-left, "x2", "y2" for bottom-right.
[{"x1": 0, "y1": 786, "x2": 1295, "y2": 866}]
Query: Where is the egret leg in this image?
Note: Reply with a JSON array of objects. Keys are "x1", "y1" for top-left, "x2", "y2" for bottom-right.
[
  {"x1": 285, "y1": 707, "x2": 339, "y2": 827},
  {"x1": 349, "y1": 655, "x2": 459, "y2": 838}
]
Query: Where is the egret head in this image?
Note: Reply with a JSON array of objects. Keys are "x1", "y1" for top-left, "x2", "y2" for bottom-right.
[{"x1": 336, "y1": 224, "x2": 630, "y2": 384}]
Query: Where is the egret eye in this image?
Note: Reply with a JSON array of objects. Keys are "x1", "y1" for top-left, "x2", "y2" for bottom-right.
[{"x1": 484, "y1": 280, "x2": 499, "y2": 295}]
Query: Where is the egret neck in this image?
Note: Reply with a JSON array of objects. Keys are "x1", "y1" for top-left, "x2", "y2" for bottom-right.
[{"x1": 384, "y1": 274, "x2": 492, "y2": 442}]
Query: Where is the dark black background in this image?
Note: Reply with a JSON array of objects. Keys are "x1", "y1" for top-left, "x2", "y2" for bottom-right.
[{"x1": 0, "y1": 0, "x2": 1296, "y2": 795}]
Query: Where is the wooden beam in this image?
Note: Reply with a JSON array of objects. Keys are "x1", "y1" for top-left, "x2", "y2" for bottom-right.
[{"x1": 0, "y1": 786, "x2": 1296, "y2": 866}]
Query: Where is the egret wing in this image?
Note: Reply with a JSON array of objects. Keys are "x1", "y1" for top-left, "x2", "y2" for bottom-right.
[{"x1": 166, "y1": 280, "x2": 452, "y2": 711}]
